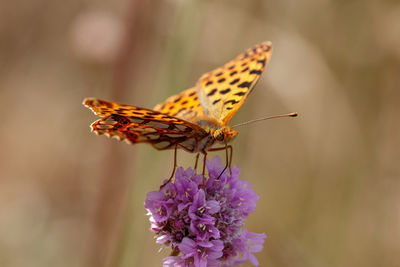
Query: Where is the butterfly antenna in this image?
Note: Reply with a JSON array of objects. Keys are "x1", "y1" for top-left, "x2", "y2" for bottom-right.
[{"x1": 231, "y1": 112, "x2": 298, "y2": 129}]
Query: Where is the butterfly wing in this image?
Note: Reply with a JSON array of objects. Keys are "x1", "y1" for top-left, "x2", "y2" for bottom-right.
[
  {"x1": 153, "y1": 87, "x2": 206, "y2": 123},
  {"x1": 83, "y1": 98, "x2": 208, "y2": 151},
  {"x1": 196, "y1": 41, "x2": 272, "y2": 125}
]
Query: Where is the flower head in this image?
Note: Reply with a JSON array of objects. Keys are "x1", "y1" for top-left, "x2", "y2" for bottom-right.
[{"x1": 144, "y1": 156, "x2": 266, "y2": 266}]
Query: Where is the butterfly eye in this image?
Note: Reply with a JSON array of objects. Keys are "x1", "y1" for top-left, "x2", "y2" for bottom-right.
[{"x1": 213, "y1": 129, "x2": 225, "y2": 141}]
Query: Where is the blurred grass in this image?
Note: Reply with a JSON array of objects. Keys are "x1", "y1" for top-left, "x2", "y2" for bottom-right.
[{"x1": 0, "y1": 0, "x2": 399, "y2": 267}]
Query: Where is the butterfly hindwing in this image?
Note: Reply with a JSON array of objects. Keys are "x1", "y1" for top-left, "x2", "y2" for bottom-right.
[
  {"x1": 196, "y1": 41, "x2": 272, "y2": 125},
  {"x1": 83, "y1": 98, "x2": 208, "y2": 150}
]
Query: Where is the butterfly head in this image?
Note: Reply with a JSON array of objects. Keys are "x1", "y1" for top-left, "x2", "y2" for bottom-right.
[{"x1": 212, "y1": 126, "x2": 238, "y2": 143}]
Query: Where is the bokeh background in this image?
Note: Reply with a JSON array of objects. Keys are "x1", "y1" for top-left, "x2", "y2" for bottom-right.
[{"x1": 1, "y1": 0, "x2": 399, "y2": 266}]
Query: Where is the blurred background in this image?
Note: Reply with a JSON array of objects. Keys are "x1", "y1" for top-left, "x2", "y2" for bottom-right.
[{"x1": 1, "y1": 0, "x2": 399, "y2": 266}]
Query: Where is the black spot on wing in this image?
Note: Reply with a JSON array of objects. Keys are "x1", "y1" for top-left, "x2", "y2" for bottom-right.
[
  {"x1": 224, "y1": 99, "x2": 239, "y2": 105},
  {"x1": 174, "y1": 97, "x2": 182, "y2": 103},
  {"x1": 230, "y1": 71, "x2": 238, "y2": 76},
  {"x1": 249, "y1": 69, "x2": 262, "y2": 75},
  {"x1": 188, "y1": 91, "x2": 196, "y2": 96},
  {"x1": 238, "y1": 81, "x2": 252, "y2": 88},
  {"x1": 257, "y1": 58, "x2": 266, "y2": 67},
  {"x1": 219, "y1": 88, "x2": 231, "y2": 94},
  {"x1": 207, "y1": 88, "x2": 218, "y2": 96},
  {"x1": 217, "y1": 78, "x2": 226, "y2": 83},
  {"x1": 216, "y1": 72, "x2": 223, "y2": 77},
  {"x1": 241, "y1": 67, "x2": 249, "y2": 73},
  {"x1": 212, "y1": 99, "x2": 221, "y2": 105},
  {"x1": 230, "y1": 78, "x2": 240, "y2": 85},
  {"x1": 205, "y1": 81, "x2": 213, "y2": 86},
  {"x1": 234, "y1": 91, "x2": 246, "y2": 96}
]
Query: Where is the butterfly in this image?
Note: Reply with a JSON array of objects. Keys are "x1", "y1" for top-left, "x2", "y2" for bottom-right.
[{"x1": 83, "y1": 42, "x2": 273, "y2": 179}]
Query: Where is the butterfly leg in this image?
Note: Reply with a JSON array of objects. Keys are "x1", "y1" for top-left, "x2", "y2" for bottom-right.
[
  {"x1": 160, "y1": 145, "x2": 178, "y2": 189},
  {"x1": 228, "y1": 145, "x2": 233, "y2": 174},
  {"x1": 202, "y1": 152, "x2": 207, "y2": 186},
  {"x1": 222, "y1": 144, "x2": 233, "y2": 175},
  {"x1": 207, "y1": 144, "x2": 233, "y2": 178},
  {"x1": 194, "y1": 153, "x2": 200, "y2": 171}
]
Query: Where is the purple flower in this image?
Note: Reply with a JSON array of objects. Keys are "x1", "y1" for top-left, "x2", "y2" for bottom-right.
[
  {"x1": 229, "y1": 229, "x2": 267, "y2": 266},
  {"x1": 145, "y1": 156, "x2": 267, "y2": 266},
  {"x1": 179, "y1": 238, "x2": 224, "y2": 267},
  {"x1": 240, "y1": 229, "x2": 267, "y2": 266},
  {"x1": 174, "y1": 167, "x2": 201, "y2": 203},
  {"x1": 188, "y1": 190, "x2": 220, "y2": 220},
  {"x1": 144, "y1": 190, "x2": 175, "y2": 223},
  {"x1": 227, "y1": 179, "x2": 259, "y2": 216},
  {"x1": 189, "y1": 216, "x2": 220, "y2": 240},
  {"x1": 162, "y1": 256, "x2": 186, "y2": 267}
]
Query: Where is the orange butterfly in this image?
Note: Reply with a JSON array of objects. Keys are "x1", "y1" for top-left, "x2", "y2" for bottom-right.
[{"x1": 84, "y1": 42, "x2": 275, "y2": 179}]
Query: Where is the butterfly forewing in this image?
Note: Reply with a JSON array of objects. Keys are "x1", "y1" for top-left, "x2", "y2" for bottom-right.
[
  {"x1": 84, "y1": 98, "x2": 208, "y2": 151},
  {"x1": 196, "y1": 41, "x2": 272, "y2": 125}
]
